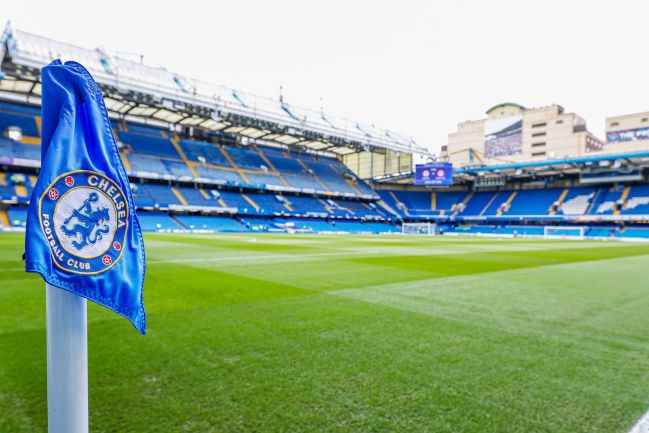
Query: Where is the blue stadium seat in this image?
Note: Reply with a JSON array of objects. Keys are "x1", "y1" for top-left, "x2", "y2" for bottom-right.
[
  {"x1": 175, "y1": 215, "x2": 246, "y2": 232},
  {"x1": 219, "y1": 191, "x2": 254, "y2": 213},
  {"x1": 195, "y1": 166, "x2": 243, "y2": 184},
  {"x1": 119, "y1": 131, "x2": 179, "y2": 159},
  {"x1": 507, "y1": 188, "x2": 562, "y2": 215},
  {"x1": 180, "y1": 139, "x2": 231, "y2": 167},
  {"x1": 7, "y1": 206, "x2": 28, "y2": 227},
  {"x1": 225, "y1": 146, "x2": 266, "y2": 169},
  {"x1": 246, "y1": 172, "x2": 283, "y2": 187},
  {"x1": 287, "y1": 195, "x2": 329, "y2": 214},
  {"x1": 461, "y1": 191, "x2": 496, "y2": 216},
  {"x1": 141, "y1": 184, "x2": 180, "y2": 206},
  {"x1": 138, "y1": 211, "x2": 182, "y2": 231},
  {"x1": 0, "y1": 101, "x2": 40, "y2": 137},
  {"x1": 246, "y1": 193, "x2": 288, "y2": 215}
]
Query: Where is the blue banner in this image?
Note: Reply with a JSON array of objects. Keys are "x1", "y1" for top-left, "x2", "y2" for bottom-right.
[
  {"x1": 607, "y1": 126, "x2": 649, "y2": 143},
  {"x1": 25, "y1": 61, "x2": 146, "y2": 334},
  {"x1": 414, "y1": 163, "x2": 453, "y2": 186}
]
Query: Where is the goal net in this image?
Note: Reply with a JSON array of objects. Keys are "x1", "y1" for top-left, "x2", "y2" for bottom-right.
[
  {"x1": 543, "y1": 226, "x2": 586, "y2": 240},
  {"x1": 402, "y1": 222, "x2": 436, "y2": 235}
]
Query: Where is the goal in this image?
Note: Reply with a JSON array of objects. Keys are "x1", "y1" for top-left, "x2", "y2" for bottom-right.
[
  {"x1": 402, "y1": 222, "x2": 437, "y2": 235},
  {"x1": 543, "y1": 226, "x2": 586, "y2": 240}
]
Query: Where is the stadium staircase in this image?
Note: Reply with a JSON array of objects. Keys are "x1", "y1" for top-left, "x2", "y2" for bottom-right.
[
  {"x1": 216, "y1": 196, "x2": 229, "y2": 208},
  {"x1": 169, "y1": 214, "x2": 187, "y2": 229},
  {"x1": 318, "y1": 198, "x2": 334, "y2": 213},
  {"x1": 120, "y1": 151, "x2": 133, "y2": 172},
  {"x1": 0, "y1": 209, "x2": 9, "y2": 228},
  {"x1": 344, "y1": 177, "x2": 364, "y2": 195},
  {"x1": 388, "y1": 191, "x2": 409, "y2": 216},
  {"x1": 453, "y1": 191, "x2": 474, "y2": 216},
  {"x1": 256, "y1": 146, "x2": 291, "y2": 187},
  {"x1": 497, "y1": 191, "x2": 517, "y2": 216},
  {"x1": 34, "y1": 115, "x2": 42, "y2": 135},
  {"x1": 549, "y1": 188, "x2": 569, "y2": 215},
  {"x1": 376, "y1": 199, "x2": 400, "y2": 218},
  {"x1": 219, "y1": 147, "x2": 251, "y2": 183},
  {"x1": 170, "y1": 133, "x2": 199, "y2": 178},
  {"x1": 297, "y1": 159, "x2": 329, "y2": 191},
  {"x1": 198, "y1": 188, "x2": 214, "y2": 203},
  {"x1": 614, "y1": 186, "x2": 631, "y2": 216},
  {"x1": 171, "y1": 187, "x2": 188, "y2": 206},
  {"x1": 480, "y1": 193, "x2": 499, "y2": 216},
  {"x1": 281, "y1": 197, "x2": 293, "y2": 212},
  {"x1": 585, "y1": 188, "x2": 603, "y2": 215},
  {"x1": 242, "y1": 194, "x2": 261, "y2": 212}
]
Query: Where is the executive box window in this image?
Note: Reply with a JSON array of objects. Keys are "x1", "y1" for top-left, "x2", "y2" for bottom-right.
[
  {"x1": 531, "y1": 142, "x2": 546, "y2": 148},
  {"x1": 531, "y1": 122, "x2": 547, "y2": 128},
  {"x1": 531, "y1": 132, "x2": 546, "y2": 137},
  {"x1": 610, "y1": 122, "x2": 620, "y2": 127},
  {"x1": 532, "y1": 151, "x2": 546, "y2": 157},
  {"x1": 556, "y1": 120, "x2": 563, "y2": 124}
]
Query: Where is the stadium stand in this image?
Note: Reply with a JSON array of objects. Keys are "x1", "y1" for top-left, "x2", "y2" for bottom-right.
[{"x1": 2, "y1": 97, "x2": 649, "y2": 238}]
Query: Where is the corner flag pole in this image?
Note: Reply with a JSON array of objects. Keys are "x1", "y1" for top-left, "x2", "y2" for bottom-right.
[{"x1": 46, "y1": 283, "x2": 89, "y2": 433}]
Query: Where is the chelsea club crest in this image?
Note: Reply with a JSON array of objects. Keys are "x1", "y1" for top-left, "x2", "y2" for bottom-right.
[{"x1": 39, "y1": 170, "x2": 129, "y2": 275}]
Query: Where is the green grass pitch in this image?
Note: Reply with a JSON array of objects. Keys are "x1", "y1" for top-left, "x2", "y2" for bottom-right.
[{"x1": 1, "y1": 232, "x2": 649, "y2": 433}]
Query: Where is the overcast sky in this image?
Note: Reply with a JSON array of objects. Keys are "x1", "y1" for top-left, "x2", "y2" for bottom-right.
[{"x1": 2, "y1": 1, "x2": 649, "y2": 155}]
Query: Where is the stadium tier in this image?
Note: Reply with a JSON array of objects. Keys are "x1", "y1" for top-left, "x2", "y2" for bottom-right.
[
  {"x1": 378, "y1": 186, "x2": 649, "y2": 219},
  {"x1": 0, "y1": 100, "x2": 391, "y2": 234},
  {"x1": 2, "y1": 99, "x2": 649, "y2": 238}
]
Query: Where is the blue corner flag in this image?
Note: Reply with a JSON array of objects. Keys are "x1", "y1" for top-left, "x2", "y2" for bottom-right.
[{"x1": 25, "y1": 60, "x2": 146, "y2": 334}]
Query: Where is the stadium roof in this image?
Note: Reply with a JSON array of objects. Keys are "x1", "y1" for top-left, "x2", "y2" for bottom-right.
[
  {"x1": 455, "y1": 150, "x2": 649, "y2": 175},
  {"x1": 374, "y1": 150, "x2": 649, "y2": 185},
  {"x1": 0, "y1": 23, "x2": 432, "y2": 158}
]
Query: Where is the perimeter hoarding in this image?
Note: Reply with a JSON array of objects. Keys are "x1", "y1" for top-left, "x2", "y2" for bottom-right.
[
  {"x1": 607, "y1": 126, "x2": 649, "y2": 143},
  {"x1": 414, "y1": 162, "x2": 453, "y2": 186}
]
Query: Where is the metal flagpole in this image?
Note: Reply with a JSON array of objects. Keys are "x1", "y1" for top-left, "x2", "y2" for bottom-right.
[{"x1": 46, "y1": 283, "x2": 89, "y2": 433}]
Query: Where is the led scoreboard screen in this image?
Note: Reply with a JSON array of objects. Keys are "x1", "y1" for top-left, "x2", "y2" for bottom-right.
[{"x1": 414, "y1": 162, "x2": 453, "y2": 186}]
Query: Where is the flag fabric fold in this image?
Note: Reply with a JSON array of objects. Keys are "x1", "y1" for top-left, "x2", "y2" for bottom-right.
[{"x1": 25, "y1": 60, "x2": 146, "y2": 334}]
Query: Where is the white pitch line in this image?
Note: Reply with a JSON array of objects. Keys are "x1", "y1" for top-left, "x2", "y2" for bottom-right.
[{"x1": 629, "y1": 410, "x2": 649, "y2": 433}]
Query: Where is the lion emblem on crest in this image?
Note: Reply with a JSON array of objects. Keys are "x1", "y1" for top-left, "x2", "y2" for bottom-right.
[{"x1": 60, "y1": 192, "x2": 112, "y2": 250}]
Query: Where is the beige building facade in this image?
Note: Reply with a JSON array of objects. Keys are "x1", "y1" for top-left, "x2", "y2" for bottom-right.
[{"x1": 442, "y1": 103, "x2": 603, "y2": 167}]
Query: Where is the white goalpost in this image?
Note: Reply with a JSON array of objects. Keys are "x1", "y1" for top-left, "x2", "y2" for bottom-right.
[
  {"x1": 402, "y1": 222, "x2": 437, "y2": 235},
  {"x1": 543, "y1": 226, "x2": 586, "y2": 240}
]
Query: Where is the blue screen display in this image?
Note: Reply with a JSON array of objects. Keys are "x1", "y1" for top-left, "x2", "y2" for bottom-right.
[{"x1": 414, "y1": 163, "x2": 453, "y2": 186}]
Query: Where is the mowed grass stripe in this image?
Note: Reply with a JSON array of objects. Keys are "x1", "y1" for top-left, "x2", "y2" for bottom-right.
[{"x1": 332, "y1": 254, "x2": 649, "y2": 348}]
